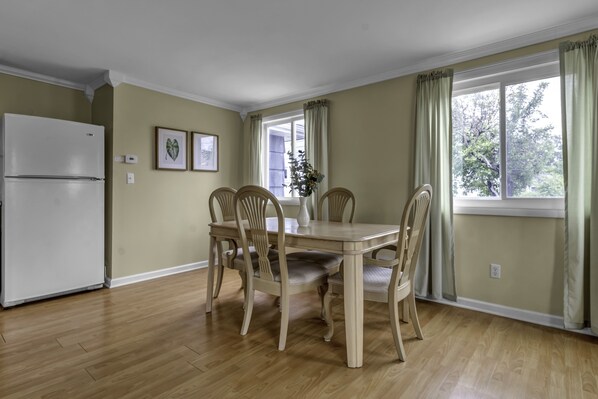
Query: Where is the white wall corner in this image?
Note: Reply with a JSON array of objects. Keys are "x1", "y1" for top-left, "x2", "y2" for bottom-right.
[
  {"x1": 104, "y1": 70, "x2": 125, "y2": 87},
  {"x1": 239, "y1": 110, "x2": 247, "y2": 121},
  {"x1": 84, "y1": 85, "x2": 95, "y2": 103}
]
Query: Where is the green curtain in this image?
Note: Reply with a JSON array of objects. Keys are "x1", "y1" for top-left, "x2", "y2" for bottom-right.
[
  {"x1": 304, "y1": 100, "x2": 329, "y2": 216},
  {"x1": 560, "y1": 35, "x2": 598, "y2": 333},
  {"x1": 413, "y1": 69, "x2": 457, "y2": 301},
  {"x1": 248, "y1": 114, "x2": 263, "y2": 186}
]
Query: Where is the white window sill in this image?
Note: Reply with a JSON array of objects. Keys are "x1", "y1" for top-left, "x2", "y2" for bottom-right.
[
  {"x1": 453, "y1": 198, "x2": 564, "y2": 218},
  {"x1": 277, "y1": 197, "x2": 300, "y2": 206}
]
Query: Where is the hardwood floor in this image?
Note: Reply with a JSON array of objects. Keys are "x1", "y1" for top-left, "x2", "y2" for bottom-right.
[{"x1": 1, "y1": 268, "x2": 597, "y2": 398}]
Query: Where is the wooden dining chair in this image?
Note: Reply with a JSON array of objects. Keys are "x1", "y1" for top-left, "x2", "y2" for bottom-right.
[
  {"x1": 234, "y1": 185, "x2": 331, "y2": 351},
  {"x1": 209, "y1": 187, "x2": 237, "y2": 298},
  {"x1": 317, "y1": 187, "x2": 356, "y2": 223},
  {"x1": 290, "y1": 187, "x2": 357, "y2": 274},
  {"x1": 322, "y1": 184, "x2": 433, "y2": 361}
]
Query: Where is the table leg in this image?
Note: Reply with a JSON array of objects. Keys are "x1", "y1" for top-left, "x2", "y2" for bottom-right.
[
  {"x1": 343, "y1": 252, "x2": 363, "y2": 368},
  {"x1": 206, "y1": 235, "x2": 216, "y2": 313}
]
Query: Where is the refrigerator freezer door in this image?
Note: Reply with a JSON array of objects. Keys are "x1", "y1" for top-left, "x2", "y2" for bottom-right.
[
  {"x1": 1, "y1": 178, "x2": 104, "y2": 306},
  {"x1": 2, "y1": 114, "x2": 104, "y2": 178}
]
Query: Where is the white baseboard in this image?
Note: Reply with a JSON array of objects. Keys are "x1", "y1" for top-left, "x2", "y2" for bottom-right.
[
  {"x1": 105, "y1": 261, "x2": 208, "y2": 288},
  {"x1": 418, "y1": 295, "x2": 597, "y2": 337}
]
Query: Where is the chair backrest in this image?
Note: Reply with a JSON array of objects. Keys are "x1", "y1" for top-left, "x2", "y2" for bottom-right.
[
  {"x1": 234, "y1": 185, "x2": 288, "y2": 283},
  {"x1": 390, "y1": 184, "x2": 433, "y2": 290},
  {"x1": 209, "y1": 187, "x2": 237, "y2": 223},
  {"x1": 317, "y1": 187, "x2": 356, "y2": 223}
]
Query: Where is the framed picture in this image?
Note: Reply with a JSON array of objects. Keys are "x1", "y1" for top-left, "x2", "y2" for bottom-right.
[
  {"x1": 191, "y1": 132, "x2": 219, "y2": 172},
  {"x1": 155, "y1": 127, "x2": 187, "y2": 170}
]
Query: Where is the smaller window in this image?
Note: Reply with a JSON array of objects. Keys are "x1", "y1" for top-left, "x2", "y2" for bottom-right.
[{"x1": 262, "y1": 112, "x2": 304, "y2": 199}]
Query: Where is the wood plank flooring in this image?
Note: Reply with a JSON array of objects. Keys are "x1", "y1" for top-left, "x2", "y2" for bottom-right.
[{"x1": 1, "y1": 267, "x2": 597, "y2": 398}]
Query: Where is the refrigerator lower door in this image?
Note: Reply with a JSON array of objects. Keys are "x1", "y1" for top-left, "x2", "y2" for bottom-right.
[{"x1": 1, "y1": 178, "x2": 104, "y2": 307}]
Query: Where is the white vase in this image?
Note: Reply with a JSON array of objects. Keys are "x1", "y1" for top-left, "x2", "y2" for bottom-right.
[{"x1": 296, "y1": 196, "x2": 310, "y2": 227}]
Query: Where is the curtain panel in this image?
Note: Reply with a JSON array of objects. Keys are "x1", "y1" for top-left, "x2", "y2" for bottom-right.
[
  {"x1": 304, "y1": 100, "x2": 329, "y2": 217},
  {"x1": 560, "y1": 35, "x2": 598, "y2": 333},
  {"x1": 248, "y1": 114, "x2": 263, "y2": 186},
  {"x1": 413, "y1": 69, "x2": 457, "y2": 301}
]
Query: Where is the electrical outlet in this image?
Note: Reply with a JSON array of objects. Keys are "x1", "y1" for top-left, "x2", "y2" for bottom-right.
[{"x1": 490, "y1": 263, "x2": 501, "y2": 279}]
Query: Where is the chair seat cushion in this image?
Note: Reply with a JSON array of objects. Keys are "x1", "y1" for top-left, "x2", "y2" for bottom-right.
[
  {"x1": 254, "y1": 258, "x2": 330, "y2": 285},
  {"x1": 286, "y1": 250, "x2": 343, "y2": 270},
  {"x1": 329, "y1": 265, "x2": 394, "y2": 295},
  {"x1": 228, "y1": 247, "x2": 279, "y2": 271}
]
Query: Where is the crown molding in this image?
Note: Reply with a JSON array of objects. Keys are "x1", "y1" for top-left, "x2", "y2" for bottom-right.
[
  {"x1": 0, "y1": 63, "x2": 85, "y2": 91},
  {"x1": 241, "y1": 15, "x2": 598, "y2": 113},
  {"x1": 121, "y1": 75, "x2": 242, "y2": 112},
  {"x1": 0, "y1": 63, "x2": 242, "y2": 112}
]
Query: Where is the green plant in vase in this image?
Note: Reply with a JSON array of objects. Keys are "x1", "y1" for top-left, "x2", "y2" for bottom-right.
[{"x1": 285, "y1": 150, "x2": 324, "y2": 226}]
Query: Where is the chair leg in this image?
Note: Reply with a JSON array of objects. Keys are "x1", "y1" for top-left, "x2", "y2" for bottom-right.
[
  {"x1": 389, "y1": 300, "x2": 406, "y2": 362},
  {"x1": 278, "y1": 292, "x2": 290, "y2": 351},
  {"x1": 408, "y1": 292, "x2": 424, "y2": 340},
  {"x1": 239, "y1": 270, "x2": 246, "y2": 290},
  {"x1": 323, "y1": 288, "x2": 334, "y2": 342},
  {"x1": 401, "y1": 299, "x2": 409, "y2": 323},
  {"x1": 239, "y1": 270, "x2": 247, "y2": 310},
  {"x1": 240, "y1": 282, "x2": 254, "y2": 336},
  {"x1": 318, "y1": 283, "x2": 328, "y2": 320},
  {"x1": 214, "y1": 266, "x2": 224, "y2": 299}
]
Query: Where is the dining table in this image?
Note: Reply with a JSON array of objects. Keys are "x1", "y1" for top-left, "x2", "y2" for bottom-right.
[{"x1": 205, "y1": 217, "x2": 400, "y2": 368}]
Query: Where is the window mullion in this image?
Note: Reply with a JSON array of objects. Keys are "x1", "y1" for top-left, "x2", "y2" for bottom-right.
[{"x1": 499, "y1": 83, "x2": 507, "y2": 200}]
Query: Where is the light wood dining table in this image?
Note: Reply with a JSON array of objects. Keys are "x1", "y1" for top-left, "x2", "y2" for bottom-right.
[{"x1": 205, "y1": 217, "x2": 400, "y2": 368}]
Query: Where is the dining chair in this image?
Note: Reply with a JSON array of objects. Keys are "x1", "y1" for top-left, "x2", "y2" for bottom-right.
[
  {"x1": 290, "y1": 187, "x2": 357, "y2": 273},
  {"x1": 317, "y1": 187, "x2": 356, "y2": 223},
  {"x1": 234, "y1": 185, "x2": 331, "y2": 351},
  {"x1": 322, "y1": 184, "x2": 433, "y2": 361},
  {"x1": 209, "y1": 187, "x2": 237, "y2": 298}
]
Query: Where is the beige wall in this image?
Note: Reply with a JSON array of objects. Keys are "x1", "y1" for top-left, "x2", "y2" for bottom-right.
[
  {"x1": 109, "y1": 84, "x2": 242, "y2": 278},
  {"x1": 0, "y1": 73, "x2": 90, "y2": 122},
  {"x1": 454, "y1": 215, "x2": 564, "y2": 314},
  {"x1": 247, "y1": 28, "x2": 598, "y2": 317}
]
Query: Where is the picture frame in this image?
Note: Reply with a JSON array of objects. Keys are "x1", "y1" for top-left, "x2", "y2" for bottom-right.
[
  {"x1": 155, "y1": 127, "x2": 188, "y2": 170},
  {"x1": 191, "y1": 132, "x2": 219, "y2": 172}
]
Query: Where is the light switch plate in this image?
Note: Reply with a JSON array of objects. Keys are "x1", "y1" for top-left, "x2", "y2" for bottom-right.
[{"x1": 126, "y1": 172, "x2": 135, "y2": 184}]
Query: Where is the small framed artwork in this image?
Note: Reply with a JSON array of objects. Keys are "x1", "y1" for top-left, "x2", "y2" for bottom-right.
[
  {"x1": 155, "y1": 127, "x2": 187, "y2": 170},
  {"x1": 191, "y1": 132, "x2": 219, "y2": 172}
]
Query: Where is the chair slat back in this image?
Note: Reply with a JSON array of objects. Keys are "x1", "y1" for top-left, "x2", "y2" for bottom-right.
[
  {"x1": 209, "y1": 187, "x2": 236, "y2": 223},
  {"x1": 317, "y1": 187, "x2": 355, "y2": 223},
  {"x1": 390, "y1": 184, "x2": 433, "y2": 289},
  {"x1": 234, "y1": 186, "x2": 287, "y2": 283}
]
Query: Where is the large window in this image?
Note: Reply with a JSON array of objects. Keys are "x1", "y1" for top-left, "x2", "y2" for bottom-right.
[
  {"x1": 452, "y1": 52, "x2": 564, "y2": 217},
  {"x1": 262, "y1": 112, "x2": 304, "y2": 199}
]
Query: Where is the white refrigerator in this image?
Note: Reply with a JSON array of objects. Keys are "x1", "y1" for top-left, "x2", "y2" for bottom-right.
[{"x1": 0, "y1": 113, "x2": 105, "y2": 307}]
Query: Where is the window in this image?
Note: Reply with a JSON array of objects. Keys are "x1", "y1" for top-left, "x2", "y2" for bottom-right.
[
  {"x1": 262, "y1": 111, "x2": 305, "y2": 200},
  {"x1": 452, "y1": 51, "x2": 564, "y2": 217}
]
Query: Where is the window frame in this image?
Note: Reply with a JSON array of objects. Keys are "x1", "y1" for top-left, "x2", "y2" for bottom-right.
[
  {"x1": 452, "y1": 50, "x2": 564, "y2": 218},
  {"x1": 261, "y1": 110, "x2": 305, "y2": 205}
]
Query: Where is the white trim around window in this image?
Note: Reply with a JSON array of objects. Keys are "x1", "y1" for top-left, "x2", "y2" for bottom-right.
[{"x1": 453, "y1": 198, "x2": 564, "y2": 218}]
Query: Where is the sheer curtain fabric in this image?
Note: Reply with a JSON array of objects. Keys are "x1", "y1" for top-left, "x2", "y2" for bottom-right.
[
  {"x1": 413, "y1": 69, "x2": 457, "y2": 301},
  {"x1": 560, "y1": 35, "x2": 598, "y2": 333},
  {"x1": 247, "y1": 114, "x2": 263, "y2": 186},
  {"x1": 304, "y1": 100, "x2": 329, "y2": 217}
]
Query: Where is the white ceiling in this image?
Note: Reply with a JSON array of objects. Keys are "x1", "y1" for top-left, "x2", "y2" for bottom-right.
[{"x1": 1, "y1": 1, "x2": 598, "y2": 113}]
